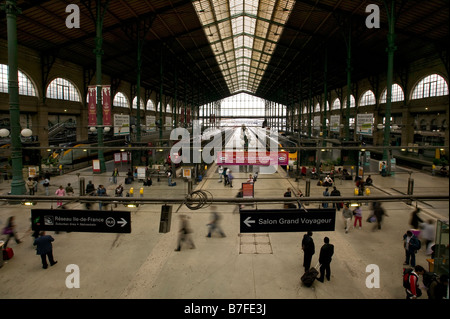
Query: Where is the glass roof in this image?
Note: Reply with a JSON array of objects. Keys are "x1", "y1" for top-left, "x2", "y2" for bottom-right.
[{"x1": 193, "y1": 0, "x2": 295, "y2": 94}]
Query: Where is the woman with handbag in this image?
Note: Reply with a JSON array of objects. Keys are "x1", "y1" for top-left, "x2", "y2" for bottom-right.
[{"x1": 2, "y1": 216, "x2": 22, "y2": 248}]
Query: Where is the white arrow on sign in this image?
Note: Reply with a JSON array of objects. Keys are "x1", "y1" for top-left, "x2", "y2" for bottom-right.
[
  {"x1": 118, "y1": 218, "x2": 128, "y2": 227},
  {"x1": 244, "y1": 216, "x2": 255, "y2": 227}
]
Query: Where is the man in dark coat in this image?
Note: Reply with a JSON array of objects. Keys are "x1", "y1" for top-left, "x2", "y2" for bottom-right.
[
  {"x1": 33, "y1": 231, "x2": 57, "y2": 269},
  {"x1": 317, "y1": 237, "x2": 334, "y2": 282},
  {"x1": 301, "y1": 231, "x2": 315, "y2": 272}
]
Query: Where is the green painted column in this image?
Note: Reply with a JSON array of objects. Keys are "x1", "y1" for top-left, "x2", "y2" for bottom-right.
[
  {"x1": 95, "y1": 0, "x2": 109, "y2": 173},
  {"x1": 322, "y1": 50, "x2": 328, "y2": 144},
  {"x1": 159, "y1": 49, "x2": 164, "y2": 142},
  {"x1": 383, "y1": 0, "x2": 397, "y2": 175},
  {"x1": 4, "y1": 0, "x2": 25, "y2": 195},
  {"x1": 345, "y1": 29, "x2": 352, "y2": 141},
  {"x1": 136, "y1": 39, "x2": 143, "y2": 143}
]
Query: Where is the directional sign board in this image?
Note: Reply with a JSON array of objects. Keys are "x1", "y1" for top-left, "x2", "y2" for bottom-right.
[
  {"x1": 31, "y1": 209, "x2": 131, "y2": 234},
  {"x1": 240, "y1": 209, "x2": 336, "y2": 233}
]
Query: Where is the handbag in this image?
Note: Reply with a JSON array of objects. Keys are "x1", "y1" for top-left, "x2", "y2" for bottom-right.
[{"x1": 2, "y1": 227, "x2": 12, "y2": 235}]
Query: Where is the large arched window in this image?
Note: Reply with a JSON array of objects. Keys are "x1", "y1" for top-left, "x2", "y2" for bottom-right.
[
  {"x1": 380, "y1": 83, "x2": 404, "y2": 103},
  {"x1": 331, "y1": 98, "x2": 341, "y2": 110},
  {"x1": 146, "y1": 99, "x2": 155, "y2": 111},
  {"x1": 132, "y1": 97, "x2": 144, "y2": 110},
  {"x1": 0, "y1": 64, "x2": 37, "y2": 97},
  {"x1": 343, "y1": 95, "x2": 356, "y2": 108},
  {"x1": 315, "y1": 103, "x2": 321, "y2": 113},
  {"x1": 412, "y1": 74, "x2": 449, "y2": 99},
  {"x1": 113, "y1": 92, "x2": 129, "y2": 108},
  {"x1": 359, "y1": 90, "x2": 376, "y2": 106},
  {"x1": 166, "y1": 104, "x2": 172, "y2": 113},
  {"x1": 46, "y1": 78, "x2": 80, "y2": 102}
]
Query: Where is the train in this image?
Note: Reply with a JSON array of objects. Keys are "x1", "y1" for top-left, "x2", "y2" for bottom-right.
[{"x1": 51, "y1": 137, "x2": 127, "y2": 166}]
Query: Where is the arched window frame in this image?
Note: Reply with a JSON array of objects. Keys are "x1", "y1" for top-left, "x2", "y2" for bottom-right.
[
  {"x1": 331, "y1": 98, "x2": 341, "y2": 110},
  {"x1": 146, "y1": 99, "x2": 155, "y2": 111},
  {"x1": 359, "y1": 90, "x2": 376, "y2": 106},
  {"x1": 0, "y1": 64, "x2": 37, "y2": 97},
  {"x1": 380, "y1": 83, "x2": 405, "y2": 103},
  {"x1": 46, "y1": 77, "x2": 81, "y2": 102},
  {"x1": 113, "y1": 92, "x2": 130, "y2": 108},
  {"x1": 411, "y1": 74, "x2": 449, "y2": 100},
  {"x1": 132, "y1": 97, "x2": 145, "y2": 110}
]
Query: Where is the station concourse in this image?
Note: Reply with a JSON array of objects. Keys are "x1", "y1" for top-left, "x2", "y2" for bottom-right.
[{"x1": 0, "y1": 0, "x2": 449, "y2": 304}]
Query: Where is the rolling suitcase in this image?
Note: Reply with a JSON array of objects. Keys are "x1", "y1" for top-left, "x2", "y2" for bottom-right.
[
  {"x1": 3, "y1": 247, "x2": 14, "y2": 260},
  {"x1": 301, "y1": 264, "x2": 319, "y2": 287}
]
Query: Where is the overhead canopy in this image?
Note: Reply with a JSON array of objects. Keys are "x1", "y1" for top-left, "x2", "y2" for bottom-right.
[{"x1": 0, "y1": 0, "x2": 448, "y2": 106}]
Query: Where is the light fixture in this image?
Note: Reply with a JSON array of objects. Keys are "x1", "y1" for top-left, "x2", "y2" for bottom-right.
[
  {"x1": 90, "y1": 127, "x2": 96, "y2": 132},
  {"x1": 377, "y1": 124, "x2": 384, "y2": 130},
  {"x1": 104, "y1": 126, "x2": 110, "y2": 133},
  {"x1": 0, "y1": 128, "x2": 10, "y2": 137},
  {"x1": 350, "y1": 203, "x2": 360, "y2": 207},
  {"x1": 21, "y1": 128, "x2": 33, "y2": 137}
]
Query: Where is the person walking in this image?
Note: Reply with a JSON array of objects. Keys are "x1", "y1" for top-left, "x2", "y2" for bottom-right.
[
  {"x1": 420, "y1": 219, "x2": 436, "y2": 255},
  {"x1": 410, "y1": 208, "x2": 423, "y2": 229},
  {"x1": 33, "y1": 231, "x2": 57, "y2": 269},
  {"x1": 112, "y1": 168, "x2": 119, "y2": 184},
  {"x1": 227, "y1": 169, "x2": 234, "y2": 188},
  {"x1": 65, "y1": 183, "x2": 74, "y2": 196},
  {"x1": 206, "y1": 211, "x2": 226, "y2": 238},
  {"x1": 218, "y1": 165, "x2": 224, "y2": 182},
  {"x1": 427, "y1": 274, "x2": 449, "y2": 299},
  {"x1": 342, "y1": 204, "x2": 352, "y2": 233},
  {"x1": 2, "y1": 216, "x2": 22, "y2": 248},
  {"x1": 372, "y1": 202, "x2": 387, "y2": 230},
  {"x1": 317, "y1": 237, "x2": 334, "y2": 282},
  {"x1": 26, "y1": 177, "x2": 35, "y2": 195},
  {"x1": 223, "y1": 167, "x2": 229, "y2": 186},
  {"x1": 301, "y1": 231, "x2": 315, "y2": 272},
  {"x1": 330, "y1": 186, "x2": 341, "y2": 211},
  {"x1": 353, "y1": 205, "x2": 362, "y2": 229},
  {"x1": 174, "y1": 215, "x2": 195, "y2": 251},
  {"x1": 43, "y1": 177, "x2": 50, "y2": 196},
  {"x1": 322, "y1": 187, "x2": 330, "y2": 208},
  {"x1": 403, "y1": 230, "x2": 421, "y2": 267},
  {"x1": 86, "y1": 180, "x2": 95, "y2": 195},
  {"x1": 55, "y1": 185, "x2": 66, "y2": 208},
  {"x1": 97, "y1": 185, "x2": 107, "y2": 210}
]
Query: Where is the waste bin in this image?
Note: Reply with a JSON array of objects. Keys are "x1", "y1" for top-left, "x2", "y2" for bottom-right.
[{"x1": 159, "y1": 205, "x2": 172, "y2": 233}]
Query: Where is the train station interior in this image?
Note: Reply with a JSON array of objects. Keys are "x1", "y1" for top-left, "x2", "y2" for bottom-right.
[{"x1": 0, "y1": 0, "x2": 449, "y2": 306}]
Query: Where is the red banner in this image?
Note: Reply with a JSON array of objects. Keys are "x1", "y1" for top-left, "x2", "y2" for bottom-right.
[
  {"x1": 88, "y1": 86, "x2": 97, "y2": 127},
  {"x1": 102, "y1": 85, "x2": 111, "y2": 126}
]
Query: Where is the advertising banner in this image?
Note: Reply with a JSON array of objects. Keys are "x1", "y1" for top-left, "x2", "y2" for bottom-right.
[
  {"x1": 114, "y1": 114, "x2": 130, "y2": 136},
  {"x1": 356, "y1": 113, "x2": 373, "y2": 136},
  {"x1": 88, "y1": 86, "x2": 97, "y2": 127},
  {"x1": 330, "y1": 115, "x2": 340, "y2": 132},
  {"x1": 102, "y1": 85, "x2": 111, "y2": 126}
]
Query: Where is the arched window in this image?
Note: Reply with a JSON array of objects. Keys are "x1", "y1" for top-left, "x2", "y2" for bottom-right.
[
  {"x1": 113, "y1": 92, "x2": 129, "y2": 108},
  {"x1": 430, "y1": 119, "x2": 438, "y2": 131},
  {"x1": 380, "y1": 84, "x2": 404, "y2": 103},
  {"x1": 331, "y1": 98, "x2": 341, "y2": 110},
  {"x1": 46, "y1": 78, "x2": 80, "y2": 102},
  {"x1": 315, "y1": 103, "x2": 320, "y2": 113},
  {"x1": 0, "y1": 64, "x2": 37, "y2": 97},
  {"x1": 343, "y1": 95, "x2": 356, "y2": 108},
  {"x1": 441, "y1": 119, "x2": 447, "y2": 131},
  {"x1": 146, "y1": 99, "x2": 155, "y2": 111},
  {"x1": 359, "y1": 90, "x2": 376, "y2": 106},
  {"x1": 412, "y1": 74, "x2": 449, "y2": 99},
  {"x1": 132, "y1": 97, "x2": 144, "y2": 110},
  {"x1": 166, "y1": 104, "x2": 172, "y2": 113}
]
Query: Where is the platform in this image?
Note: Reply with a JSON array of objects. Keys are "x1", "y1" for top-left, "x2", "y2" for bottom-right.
[{"x1": 0, "y1": 159, "x2": 448, "y2": 300}]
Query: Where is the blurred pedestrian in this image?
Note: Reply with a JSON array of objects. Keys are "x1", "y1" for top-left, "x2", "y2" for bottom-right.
[
  {"x1": 112, "y1": 167, "x2": 119, "y2": 184},
  {"x1": 2, "y1": 216, "x2": 22, "y2": 248},
  {"x1": 33, "y1": 231, "x2": 57, "y2": 269},
  {"x1": 410, "y1": 208, "x2": 423, "y2": 229},
  {"x1": 420, "y1": 219, "x2": 435, "y2": 255},
  {"x1": 43, "y1": 178, "x2": 50, "y2": 196},
  {"x1": 330, "y1": 186, "x2": 341, "y2": 211},
  {"x1": 26, "y1": 177, "x2": 35, "y2": 195},
  {"x1": 206, "y1": 210, "x2": 226, "y2": 238},
  {"x1": 218, "y1": 165, "x2": 223, "y2": 182},
  {"x1": 175, "y1": 214, "x2": 195, "y2": 251},
  {"x1": 403, "y1": 230, "x2": 421, "y2": 267},
  {"x1": 97, "y1": 184, "x2": 107, "y2": 210}
]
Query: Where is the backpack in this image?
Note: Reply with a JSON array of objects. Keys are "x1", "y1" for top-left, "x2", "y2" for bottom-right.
[
  {"x1": 403, "y1": 268, "x2": 416, "y2": 289},
  {"x1": 423, "y1": 272, "x2": 439, "y2": 288},
  {"x1": 410, "y1": 235, "x2": 421, "y2": 251}
]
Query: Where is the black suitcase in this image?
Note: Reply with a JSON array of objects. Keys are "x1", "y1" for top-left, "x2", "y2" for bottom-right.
[{"x1": 301, "y1": 266, "x2": 319, "y2": 287}]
